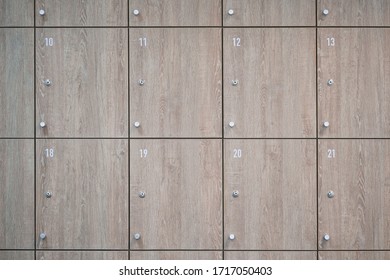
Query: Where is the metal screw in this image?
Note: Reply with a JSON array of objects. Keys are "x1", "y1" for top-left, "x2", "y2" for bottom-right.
[
  {"x1": 327, "y1": 79, "x2": 334, "y2": 86},
  {"x1": 40, "y1": 232, "x2": 47, "y2": 240},
  {"x1": 133, "y1": 9, "x2": 140, "y2": 16},
  {"x1": 229, "y1": 121, "x2": 235, "y2": 128},
  {"x1": 45, "y1": 191, "x2": 52, "y2": 198},
  {"x1": 232, "y1": 191, "x2": 239, "y2": 198},
  {"x1": 134, "y1": 121, "x2": 140, "y2": 128},
  {"x1": 228, "y1": 9, "x2": 234, "y2": 16},
  {"x1": 232, "y1": 80, "x2": 239, "y2": 86},
  {"x1": 323, "y1": 234, "x2": 330, "y2": 241},
  {"x1": 138, "y1": 191, "x2": 146, "y2": 198},
  {"x1": 327, "y1": 191, "x2": 335, "y2": 199},
  {"x1": 322, "y1": 9, "x2": 329, "y2": 16},
  {"x1": 39, "y1": 121, "x2": 46, "y2": 128},
  {"x1": 134, "y1": 233, "x2": 141, "y2": 240},
  {"x1": 229, "y1": 234, "x2": 235, "y2": 240},
  {"x1": 323, "y1": 121, "x2": 330, "y2": 128},
  {"x1": 138, "y1": 79, "x2": 145, "y2": 86},
  {"x1": 43, "y1": 79, "x2": 52, "y2": 86},
  {"x1": 39, "y1": 9, "x2": 45, "y2": 16}
]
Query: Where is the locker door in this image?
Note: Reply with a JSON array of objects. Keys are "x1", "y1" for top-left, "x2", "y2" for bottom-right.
[
  {"x1": 36, "y1": 139, "x2": 128, "y2": 249},
  {"x1": 318, "y1": 0, "x2": 390, "y2": 26},
  {"x1": 130, "y1": 29, "x2": 222, "y2": 138},
  {"x1": 224, "y1": 29, "x2": 316, "y2": 138},
  {"x1": 224, "y1": 140, "x2": 316, "y2": 250},
  {"x1": 0, "y1": 251, "x2": 34, "y2": 260},
  {"x1": 318, "y1": 29, "x2": 390, "y2": 138},
  {"x1": 319, "y1": 251, "x2": 390, "y2": 260},
  {"x1": 0, "y1": 140, "x2": 34, "y2": 249},
  {"x1": 0, "y1": 0, "x2": 34, "y2": 26},
  {"x1": 225, "y1": 251, "x2": 317, "y2": 260},
  {"x1": 130, "y1": 0, "x2": 221, "y2": 26},
  {"x1": 130, "y1": 251, "x2": 222, "y2": 260},
  {"x1": 37, "y1": 251, "x2": 128, "y2": 260},
  {"x1": 223, "y1": 0, "x2": 315, "y2": 26},
  {"x1": 36, "y1": 28, "x2": 128, "y2": 137},
  {"x1": 35, "y1": 0, "x2": 127, "y2": 26},
  {"x1": 318, "y1": 140, "x2": 390, "y2": 250},
  {"x1": 130, "y1": 140, "x2": 222, "y2": 249},
  {"x1": 0, "y1": 29, "x2": 34, "y2": 137}
]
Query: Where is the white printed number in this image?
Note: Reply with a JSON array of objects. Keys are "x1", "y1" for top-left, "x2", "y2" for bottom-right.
[
  {"x1": 45, "y1": 37, "x2": 54, "y2": 47},
  {"x1": 44, "y1": 148, "x2": 54, "y2": 158},
  {"x1": 327, "y1": 37, "x2": 335, "y2": 47},
  {"x1": 327, "y1": 149, "x2": 336, "y2": 158},
  {"x1": 233, "y1": 37, "x2": 241, "y2": 47},
  {"x1": 139, "y1": 37, "x2": 147, "y2": 47},
  {"x1": 233, "y1": 149, "x2": 242, "y2": 158},
  {"x1": 140, "y1": 149, "x2": 148, "y2": 158}
]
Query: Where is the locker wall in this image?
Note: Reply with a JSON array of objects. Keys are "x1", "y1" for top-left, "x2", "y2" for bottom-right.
[{"x1": 1, "y1": 0, "x2": 390, "y2": 260}]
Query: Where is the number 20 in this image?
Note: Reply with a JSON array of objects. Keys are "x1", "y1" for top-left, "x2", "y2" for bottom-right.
[{"x1": 233, "y1": 149, "x2": 242, "y2": 158}]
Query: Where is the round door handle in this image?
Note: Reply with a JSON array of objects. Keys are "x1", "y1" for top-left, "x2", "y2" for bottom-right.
[
  {"x1": 138, "y1": 191, "x2": 146, "y2": 198},
  {"x1": 40, "y1": 232, "x2": 47, "y2": 240},
  {"x1": 134, "y1": 122, "x2": 141, "y2": 128},
  {"x1": 229, "y1": 121, "x2": 235, "y2": 128},
  {"x1": 327, "y1": 191, "x2": 335, "y2": 198},
  {"x1": 133, "y1": 9, "x2": 140, "y2": 16},
  {"x1": 322, "y1": 9, "x2": 329, "y2": 16},
  {"x1": 45, "y1": 191, "x2": 52, "y2": 198},
  {"x1": 323, "y1": 121, "x2": 330, "y2": 128},
  {"x1": 134, "y1": 233, "x2": 141, "y2": 240},
  {"x1": 232, "y1": 80, "x2": 239, "y2": 86},
  {"x1": 323, "y1": 234, "x2": 330, "y2": 241},
  {"x1": 327, "y1": 79, "x2": 334, "y2": 86},
  {"x1": 232, "y1": 190, "x2": 239, "y2": 198},
  {"x1": 39, "y1": 121, "x2": 46, "y2": 128},
  {"x1": 138, "y1": 79, "x2": 145, "y2": 86},
  {"x1": 229, "y1": 234, "x2": 235, "y2": 240},
  {"x1": 228, "y1": 9, "x2": 234, "y2": 16},
  {"x1": 39, "y1": 9, "x2": 46, "y2": 16}
]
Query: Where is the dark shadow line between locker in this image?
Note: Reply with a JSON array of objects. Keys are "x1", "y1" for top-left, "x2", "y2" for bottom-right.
[
  {"x1": 0, "y1": 137, "x2": 35, "y2": 139},
  {"x1": 315, "y1": 0, "x2": 319, "y2": 261},
  {"x1": 127, "y1": 0, "x2": 131, "y2": 261},
  {"x1": 2, "y1": 26, "x2": 390, "y2": 29},
  {"x1": 33, "y1": 0, "x2": 37, "y2": 261},
  {"x1": 221, "y1": 0, "x2": 225, "y2": 260},
  {"x1": 5, "y1": 137, "x2": 390, "y2": 140}
]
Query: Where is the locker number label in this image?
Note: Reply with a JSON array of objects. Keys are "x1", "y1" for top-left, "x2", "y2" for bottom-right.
[
  {"x1": 233, "y1": 149, "x2": 242, "y2": 158},
  {"x1": 139, "y1": 37, "x2": 147, "y2": 47},
  {"x1": 45, "y1": 37, "x2": 54, "y2": 47},
  {"x1": 327, "y1": 149, "x2": 336, "y2": 158},
  {"x1": 140, "y1": 149, "x2": 148, "y2": 158},
  {"x1": 233, "y1": 37, "x2": 241, "y2": 47},
  {"x1": 327, "y1": 37, "x2": 335, "y2": 47},
  {"x1": 44, "y1": 148, "x2": 55, "y2": 158}
]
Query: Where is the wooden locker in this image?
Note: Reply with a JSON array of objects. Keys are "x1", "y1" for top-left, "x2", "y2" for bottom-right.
[
  {"x1": 0, "y1": 29, "x2": 34, "y2": 137},
  {"x1": 224, "y1": 28, "x2": 316, "y2": 138},
  {"x1": 0, "y1": 251, "x2": 34, "y2": 260},
  {"x1": 225, "y1": 251, "x2": 317, "y2": 260},
  {"x1": 318, "y1": 140, "x2": 390, "y2": 250},
  {"x1": 130, "y1": 251, "x2": 222, "y2": 260},
  {"x1": 0, "y1": 0, "x2": 34, "y2": 26},
  {"x1": 36, "y1": 28, "x2": 128, "y2": 137},
  {"x1": 319, "y1": 251, "x2": 390, "y2": 260},
  {"x1": 130, "y1": 28, "x2": 222, "y2": 138},
  {"x1": 37, "y1": 251, "x2": 128, "y2": 260},
  {"x1": 130, "y1": 139, "x2": 222, "y2": 250},
  {"x1": 35, "y1": 0, "x2": 127, "y2": 26},
  {"x1": 318, "y1": 0, "x2": 390, "y2": 26},
  {"x1": 224, "y1": 140, "x2": 316, "y2": 250},
  {"x1": 36, "y1": 139, "x2": 128, "y2": 249},
  {"x1": 223, "y1": 0, "x2": 315, "y2": 26},
  {"x1": 130, "y1": 0, "x2": 221, "y2": 26},
  {"x1": 0, "y1": 140, "x2": 34, "y2": 249},
  {"x1": 318, "y1": 29, "x2": 390, "y2": 138}
]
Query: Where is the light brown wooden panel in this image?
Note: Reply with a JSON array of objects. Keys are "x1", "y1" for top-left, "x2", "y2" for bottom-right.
[
  {"x1": 223, "y1": 0, "x2": 315, "y2": 26},
  {"x1": 130, "y1": 0, "x2": 221, "y2": 26},
  {"x1": 318, "y1": 29, "x2": 390, "y2": 138},
  {"x1": 224, "y1": 29, "x2": 316, "y2": 138},
  {"x1": 130, "y1": 251, "x2": 222, "y2": 260},
  {"x1": 0, "y1": 29, "x2": 34, "y2": 137},
  {"x1": 319, "y1": 140, "x2": 390, "y2": 250},
  {"x1": 0, "y1": 140, "x2": 34, "y2": 249},
  {"x1": 0, "y1": 0, "x2": 34, "y2": 26},
  {"x1": 224, "y1": 140, "x2": 316, "y2": 250},
  {"x1": 225, "y1": 251, "x2": 317, "y2": 260},
  {"x1": 36, "y1": 139, "x2": 128, "y2": 249},
  {"x1": 36, "y1": 0, "x2": 127, "y2": 26},
  {"x1": 37, "y1": 251, "x2": 128, "y2": 260},
  {"x1": 36, "y1": 28, "x2": 128, "y2": 137},
  {"x1": 318, "y1": 0, "x2": 390, "y2": 26},
  {"x1": 0, "y1": 251, "x2": 34, "y2": 260},
  {"x1": 130, "y1": 28, "x2": 222, "y2": 138},
  {"x1": 130, "y1": 140, "x2": 222, "y2": 249},
  {"x1": 319, "y1": 251, "x2": 390, "y2": 260}
]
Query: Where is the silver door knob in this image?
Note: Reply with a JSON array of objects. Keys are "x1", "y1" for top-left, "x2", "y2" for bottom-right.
[
  {"x1": 43, "y1": 79, "x2": 52, "y2": 86},
  {"x1": 228, "y1": 9, "x2": 234, "y2": 16},
  {"x1": 39, "y1": 9, "x2": 45, "y2": 16},
  {"x1": 40, "y1": 232, "x2": 46, "y2": 240},
  {"x1": 232, "y1": 80, "x2": 239, "y2": 86},
  {"x1": 327, "y1": 79, "x2": 334, "y2": 86},
  {"x1": 323, "y1": 234, "x2": 330, "y2": 241},
  {"x1": 229, "y1": 121, "x2": 235, "y2": 128},
  {"x1": 134, "y1": 233, "x2": 141, "y2": 240},
  {"x1": 138, "y1": 79, "x2": 145, "y2": 86},
  {"x1": 327, "y1": 191, "x2": 335, "y2": 198},
  {"x1": 323, "y1": 121, "x2": 330, "y2": 128},
  {"x1": 39, "y1": 121, "x2": 46, "y2": 128},
  {"x1": 322, "y1": 9, "x2": 329, "y2": 16},
  {"x1": 45, "y1": 191, "x2": 52, "y2": 198},
  {"x1": 134, "y1": 122, "x2": 140, "y2": 128},
  {"x1": 133, "y1": 9, "x2": 140, "y2": 16},
  {"x1": 229, "y1": 234, "x2": 235, "y2": 240},
  {"x1": 138, "y1": 191, "x2": 146, "y2": 198},
  {"x1": 232, "y1": 190, "x2": 239, "y2": 198}
]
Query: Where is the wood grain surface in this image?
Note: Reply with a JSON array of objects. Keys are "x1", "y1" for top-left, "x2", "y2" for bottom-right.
[
  {"x1": 224, "y1": 0, "x2": 315, "y2": 26},
  {"x1": 130, "y1": 28, "x2": 222, "y2": 137},
  {"x1": 36, "y1": 28, "x2": 128, "y2": 137},
  {"x1": 0, "y1": 29, "x2": 34, "y2": 137},
  {"x1": 0, "y1": 140, "x2": 34, "y2": 249},
  {"x1": 0, "y1": 0, "x2": 34, "y2": 26},
  {"x1": 130, "y1": 251, "x2": 222, "y2": 260},
  {"x1": 318, "y1": 0, "x2": 390, "y2": 26},
  {"x1": 318, "y1": 29, "x2": 390, "y2": 138},
  {"x1": 36, "y1": 139, "x2": 128, "y2": 249},
  {"x1": 36, "y1": 0, "x2": 127, "y2": 26},
  {"x1": 225, "y1": 251, "x2": 317, "y2": 260},
  {"x1": 0, "y1": 251, "x2": 34, "y2": 260},
  {"x1": 319, "y1": 251, "x2": 390, "y2": 260},
  {"x1": 37, "y1": 251, "x2": 128, "y2": 260},
  {"x1": 224, "y1": 28, "x2": 316, "y2": 138},
  {"x1": 224, "y1": 140, "x2": 317, "y2": 250},
  {"x1": 130, "y1": 0, "x2": 221, "y2": 26},
  {"x1": 318, "y1": 140, "x2": 390, "y2": 250},
  {"x1": 130, "y1": 140, "x2": 222, "y2": 249}
]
